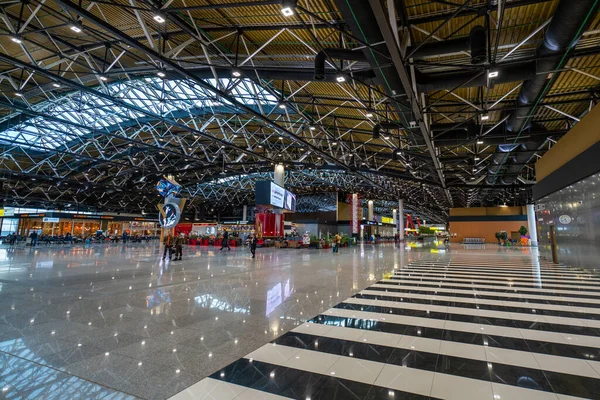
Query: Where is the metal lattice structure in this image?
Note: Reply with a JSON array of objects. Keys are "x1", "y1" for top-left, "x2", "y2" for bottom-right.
[{"x1": 0, "y1": 0, "x2": 599, "y2": 221}]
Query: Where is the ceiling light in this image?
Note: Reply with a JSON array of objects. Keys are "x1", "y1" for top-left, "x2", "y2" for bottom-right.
[
  {"x1": 99, "y1": 75, "x2": 108, "y2": 81},
  {"x1": 488, "y1": 70, "x2": 498, "y2": 78},
  {"x1": 70, "y1": 20, "x2": 83, "y2": 33},
  {"x1": 280, "y1": 0, "x2": 296, "y2": 16},
  {"x1": 383, "y1": 135, "x2": 390, "y2": 140},
  {"x1": 366, "y1": 112, "x2": 373, "y2": 118},
  {"x1": 481, "y1": 113, "x2": 489, "y2": 121},
  {"x1": 153, "y1": 13, "x2": 166, "y2": 23},
  {"x1": 232, "y1": 68, "x2": 242, "y2": 78},
  {"x1": 278, "y1": 102, "x2": 286, "y2": 109},
  {"x1": 476, "y1": 140, "x2": 484, "y2": 144},
  {"x1": 11, "y1": 36, "x2": 22, "y2": 44},
  {"x1": 52, "y1": 83, "x2": 61, "y2": 88},
  {"x1": 396, "y1": 151, "x2": 402, "y2": 155},
  {"x1": 15, "y1": 91, "x2": 23, "y2": 97},
  {"x1": 157, "y1": 70, "x2": 166, "y2": 78},
  {"x1": 474, "y1": 157, "x2": 480, "y2": 161},
  {"x1": 332, "y1": 142, "x2": 337, "y2": 145},
  {"x1": 336, "y1": 75, "x2": 346, "y2": 83},
  {"x1": 309, "y1": 125, "x2": 316, "y2": 130}
]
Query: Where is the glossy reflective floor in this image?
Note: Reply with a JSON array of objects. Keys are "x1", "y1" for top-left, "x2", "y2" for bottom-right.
[{"x1": 1, "y1": 242, "x2": 598, "y2": 399}]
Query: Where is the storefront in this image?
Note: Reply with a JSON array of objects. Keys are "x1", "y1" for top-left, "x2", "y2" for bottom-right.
[{"x1": 16, "y1": 213, "x2": 159, "y2": 237}]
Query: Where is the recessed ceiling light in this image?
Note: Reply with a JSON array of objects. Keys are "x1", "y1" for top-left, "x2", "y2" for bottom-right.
[
  {"x1": 281, "y1": 6, "x2": 294, "y2": 16},
  {"x1": 70, "y1": 25, "x2": 82, "y2": 33},
  {"x1": 477, "y1": 140, "x2": 484, "y2": 144},
  {"x1": 278, "y1": 103, "x2": 286, "y2": 109},
  {"x1": 232, "y1": 69, "x2": 242, "y2": 77},
  {"x1": 336, "y1": 75, "x2": 346, "y2": 83},
  {"x1": 366, "y1": 112, "x2": 373, "y2": 118},
  {"x1": 481, "y1": 114, "x2": 489, "y2": 121},
  {"x1": 153, "y1": 13, "x2": 166, "y2": 23},
  {"x1": 488, "y1": 71, "x2": 498, "y2": 78},
  {"x1": 157, "y1": 70, "x2": 166, "y2": 78}
]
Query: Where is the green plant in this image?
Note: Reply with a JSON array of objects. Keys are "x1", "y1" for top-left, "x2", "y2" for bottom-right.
[
  {"x1": 519, "y1": 226, "x2": 528, "y2": 236},
  {"x1": 494, "y1": 232, "x2": 501, "y2": 244},
  {"x1": 309, "y1": 234, "x2": 318, "y2": 243},
  {"x1": 418, "y1": 226, "x2": 435, "y2": 235},
  {"x1": 499, "y1": 231, "x2": 508, "y2": 245}
]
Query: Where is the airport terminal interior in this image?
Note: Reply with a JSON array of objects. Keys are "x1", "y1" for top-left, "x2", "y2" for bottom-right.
[{"x1": 1, "y1": 0, "x2": 600, "y2": 399}]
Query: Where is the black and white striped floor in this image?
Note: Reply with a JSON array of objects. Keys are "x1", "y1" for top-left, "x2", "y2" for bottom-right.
[{"x1": 171, "y1": 256, "x2": 600, "y2": 399}]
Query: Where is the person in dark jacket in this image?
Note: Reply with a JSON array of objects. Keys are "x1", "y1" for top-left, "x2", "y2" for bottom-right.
[
  {"x1": 29, "y1": 231, "x2": 38, "y2": 247},
  {"x1": 250, "y1": 235, "x2": 258, "y2": 258},
  {"x1": 220, "y1": 230, "x2": 231, "y2": 251},
  {"x1": 173, "y1": 234, "x2": 184, "y2": 261},
  {"x1": 162, "y1": 233, "x2": 173, "y2": 260}
]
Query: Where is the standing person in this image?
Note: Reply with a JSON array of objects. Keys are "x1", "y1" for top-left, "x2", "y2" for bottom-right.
[
  {"x1": 220, "y1": 230, "x2": 231, "y2": 251},
  {"x1": 122, "y1": 231, "x2": 128, "y2": 244},
  {"x1": 30, "y1": 231, "x2": 38, "y2": 247},
  {"x1": 250, "y1": 235, "x2": 257, "y2": 258},
  {"x1": 162, "y1": 233, "x2": 173, "y2": 260},
  {"x1": 173, "y1": 233, "x2": 184, "y2": 261},
  {"x1": 10, "y1": 232, "x2": 16, "y2": 246},
  {"x1": 333, "y1": 233, "x2": 341, "y2": 253}
]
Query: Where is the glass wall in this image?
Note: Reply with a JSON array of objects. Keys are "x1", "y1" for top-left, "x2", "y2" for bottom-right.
[
  {"x1": 537, "y1": 171, "x2": 600, "y2": 270},
  {"x1": 0, "y1": 218, "x2": 19, "y2": 236}
]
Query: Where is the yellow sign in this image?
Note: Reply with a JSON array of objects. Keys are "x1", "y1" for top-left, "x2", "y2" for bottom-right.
[
  {"x1": 382, "y1": 217, "x2": 393, "y2": 224},
  {"x1": 0, "y1": 209, "x2": 4, "y2": 217}
]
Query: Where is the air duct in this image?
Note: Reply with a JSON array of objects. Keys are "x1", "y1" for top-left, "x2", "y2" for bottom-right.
[
  {"x1": 487, "y1": 0, "x2": 598, "y2": 185},
  {"x1": 406, "y1": 25, "x2": 485, "y2": 62},
  {"x1": 314, "y1": 48, "x2": 368, "y2": 81}
]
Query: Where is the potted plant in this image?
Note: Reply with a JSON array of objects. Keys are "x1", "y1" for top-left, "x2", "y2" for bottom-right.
[
  {"x1": 494, "y1": 232, "x2": 501, "y2": 245},
  {"x1": 499, "y1": 231, "x2": 508, "y2": 246},
  {"x1": 200, "y1": 235, "x2": 210, "y2": 246},
  {"x1": 309, "y1": 234, "x2": 319, "y2": 249}
]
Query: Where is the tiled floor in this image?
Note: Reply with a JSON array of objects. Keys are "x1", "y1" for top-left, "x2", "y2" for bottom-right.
[
  {"x1": 176, "y1": 246, "x2": 600, "y2": 400},
  {"x1": 1, "y1": 241, "x2": 598, "y2": 399}
]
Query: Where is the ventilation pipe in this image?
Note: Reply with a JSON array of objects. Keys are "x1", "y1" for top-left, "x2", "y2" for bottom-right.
[
  {"x1": 506, "y1": 0, "x2": 598, "y2": 133},
  {"x1": 314, "y1": 48, "x2": 368, "y2": 81},
  {"x1": 487, "y1": 0, "x2": 598, "y2": 185},
  {"x1": 406, "y1": 25, "x2": 486, "y2": 63}
]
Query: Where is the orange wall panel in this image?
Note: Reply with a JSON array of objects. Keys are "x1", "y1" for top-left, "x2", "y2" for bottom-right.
[{"x1": 448, "y1": 221, "x2": 527, "y2": 243}]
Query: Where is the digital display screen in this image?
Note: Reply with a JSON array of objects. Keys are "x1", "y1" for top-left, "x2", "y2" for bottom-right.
[
  {"x1": 156, "y1": 177, "x2": 181, "y2": 197},
  {"x1": 255, "y1": 181, "x2": 296, "y2": 212}
]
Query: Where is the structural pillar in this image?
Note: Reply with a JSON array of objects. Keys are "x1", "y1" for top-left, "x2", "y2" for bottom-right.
[
  {"x1": 274, "y1": 164, "x2": 285, "y2": 187},
  {"x1": 398, "y1": 199, "x2": 404, "y2": 241},
  {"x1": 351, "y1": 193, "x2": 359, "y2": 236},
  {"x1": 242, "y1": 205, "x2": 247, "y2": 222},
  {"x1": 367, "y1": 200, "x2": 374, "y2": 221},
  {"x1": 526, "y1": 203, "x2": 538, "y2": 246},
  {"x1": 392, "y1": 208, "x2": 398, "y2": 235}
]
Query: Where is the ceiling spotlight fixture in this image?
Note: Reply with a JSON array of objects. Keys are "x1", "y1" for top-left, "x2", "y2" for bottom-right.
[
  {"x1": 232, "y1": 68, "x2": 242, "y2": 78},
  {"x1": 153, "y1": 13, "x2": 166, "y2": 23},
  {"x1": 336, "y1": 74, "x2": 346, "y2": 83},
  {"x1": 332, "y1": 142, "x2": 337, "y2": 145},
  {"x1": 396, "y1": 150, "x2": 402, "y2": 155},
  {"x1": 309, "y1": 125, "x2": 316, "y2": 131},
  {"x1": 11, "y1": 36, "x2": 22, "y2": 44},
  {"x1": 99, "y1": 75, "x2": 108, "y2": 81},
  {"x1": 476, "y1": 140, "x2": 484, "y2": 144},
  {"x1": 488, "y1": 70, "x2": 499, "y2": 78},
  {"x1": 280, "y1": 0, "x2": 296, "y2": 16},
  {"x1": 481, "y1": 113, "x2": 489, "y2": 121},
  {"x1": 383, "y1": 135, "x2": 390, "y2": 140},
  {"x1": 15, "y1": 91, "x2": 23, "y2": 97},
  {"x1": 157, "y1": 70, "x2": 166, "y2": 78},
  {"x1": 278, "y1": 102, "x2": 286, "y2": 109},
  {"x1": 70, "y1": 21, "x2": 82, "y2": 33},
  {"x1": 474, "y1": 157, "x2": 480, "y2": 161},
  {"x1": 52, "y1": 83, "x2": 61, "y2": 88},
  {"x1": 365, "y1": 112, "x2": 373, "y2": 118}
]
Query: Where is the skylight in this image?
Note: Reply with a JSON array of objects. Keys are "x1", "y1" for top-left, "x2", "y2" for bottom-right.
[{"x1": 0, "y1": 78, "x2": 279, "y2": 151}]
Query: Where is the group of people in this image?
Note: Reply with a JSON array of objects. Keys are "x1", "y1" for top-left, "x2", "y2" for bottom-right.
[
  {"x1": 162, "y1": 230, "x2": 259, "y2": 260},
  {"x1": 162, "y1": 233, "x2": 185, "y2": 261}
]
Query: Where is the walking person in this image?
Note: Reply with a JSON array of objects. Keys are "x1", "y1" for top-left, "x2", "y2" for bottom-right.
[
  {"x1": 250, "y1": 235, "x2": 258, "y2": 258},
  {"x1": 162, "y1": 233, "x2": 173, "y2": 260},
  {"x1": 220, "y1": 230, "x2": 231, "y2": 251},
  {"x1": 10, "y1": 232, "x2": 16, "y2": 246},
  {"x1": 173, "y1": 233, "x2": 184, "y2": 261},
  {"x1": 333, "y1": 233, "x2": 341, "y2": 253}
]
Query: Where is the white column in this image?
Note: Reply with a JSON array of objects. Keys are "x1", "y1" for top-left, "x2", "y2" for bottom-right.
[
  {"x1": 274, "y1": 164, "x2": 285, "y2": 187},
  {"x1": 274, "y1": 164, "x2": 285, "y2": 215},
  {"x1": 351, "y1": 193, "x2": 359, "y2": 235},
  {"x1": 527, "y1": 203, "x2": 538, "y2": 246},
  {"x1": 398, "y1": 200, "x2": 404, "y2": 241},
  {"x1": 242, "y1": 205, "x2": 247, "y2": 222},
  {"x1": 367, "y1": 200, "x2": 373, "y2": 220},
  {"x1": 392, "y1": 209, "x2": 397, "y2": 235}
]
